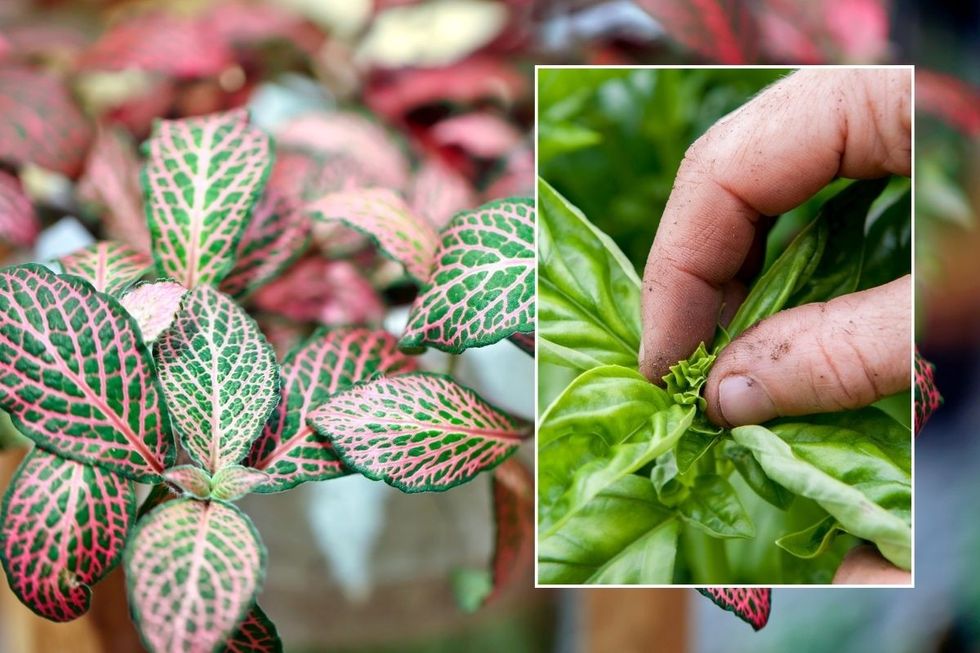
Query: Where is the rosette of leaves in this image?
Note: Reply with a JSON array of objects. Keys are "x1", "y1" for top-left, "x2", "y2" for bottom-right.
[
  {"x1": 0, "y1": 109, "x2": 534, "y2": 652},
  {"x1": 537, "y1": 176, "x2": 912, "y2": 598}
]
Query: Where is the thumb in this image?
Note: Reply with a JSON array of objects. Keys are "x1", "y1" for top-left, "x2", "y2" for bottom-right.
[{"x1": 704, "y1": 276, "x2": 911, "y2": 427}]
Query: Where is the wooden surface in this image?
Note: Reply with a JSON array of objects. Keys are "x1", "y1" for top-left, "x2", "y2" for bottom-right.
[
  {"x1": 0, "y1": 448, "x2": 144, "y2": 653},
  {"x1": 582, "y1": 589, "x2": 689, "y2": 653}
]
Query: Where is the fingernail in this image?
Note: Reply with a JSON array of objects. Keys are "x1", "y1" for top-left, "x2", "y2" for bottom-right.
[{"x1": 718, "y1": 375, "x2": 775, "y2": 426}]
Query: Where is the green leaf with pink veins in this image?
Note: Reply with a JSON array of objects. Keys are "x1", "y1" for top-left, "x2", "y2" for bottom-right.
[
  {"x1": 0, "y1": 264, "x2": 173, "y2": 482},
  {"x1": 308, "y1": 372, "x2": 527, "y2": 493},
  {"x1": 59, "y1": 241, "x2": 152, "y2": 297},
  {"x1": 142, "y1": 108, "x2": 272, "y2": 289},
  {"x1": 125, "y1": 498, "x2": 265, "y2": 653},
  {"x1": 156, "y1": 284, "x2": 280, "y2": 474}
]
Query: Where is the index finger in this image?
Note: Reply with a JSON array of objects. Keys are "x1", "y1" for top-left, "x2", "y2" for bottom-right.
[{"x1": 639, "y1": 68, "x2": 911, "y2": 382}]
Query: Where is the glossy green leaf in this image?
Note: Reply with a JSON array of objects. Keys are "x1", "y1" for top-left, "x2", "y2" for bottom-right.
[
  {"x1": 721, "y1": 440, "x2": 794, "y2": 510},
  {"x1": 539, "y1": 366, "x2": 694, "y2": 537},
  {"x1": 724, "y1": 208, "x2": 826, "y2": 342},
  {"x1": 538, "y1": 475, "x2": 677, "y2": 584},
  {"x1": 859, "y1": 189, "x2": 911, "y2": 291},
  {"x1": 538, "y1": 365, "x2": 673, "y2": 532},
  {"x1": 775, "y1": 515, "x2": 842, "y2": 559},
  {"x1": 732, "y1": 418, "x2": 911, "y2": 570},
  {"x1": 537, "y1": 178, "x2": 642, "y2": 371},
  {"x1": 789, "y1": 178, "x2": 888, "y2": 306},
  {"x1": 677, "y1": 474, "x2": 754, "y2": 539}
]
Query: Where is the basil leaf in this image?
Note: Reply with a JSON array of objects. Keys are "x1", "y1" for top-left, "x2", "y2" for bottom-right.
[
  {"x1": 678, "y1": 474, "x2": 755, "y2": 539},
  {"x1": 732, "y1": 421, "x2": 911, "y2": 570},
  {"x1": 859, "y1": 188, "x2": 911, "y2": 291},
  {"x1": 776, "y1": 515, "x2": 843, "y2": 559},
  {"x1": 789, "y1": 178, "x2": 888, "y2": 305},
  {"x1": 538, "y1": 178, "x2": 643, "y2": 371},
  {"x1": 724, "y1": 210, "x2": 826, "y2": 342},
  {"x1": 721, "y1": 440, "x2": 794, "y2": 510},
  {"x1": 538, "y1": 475, "x2": 678, "y2": 584},
  {"x1": 538, "y1": 366, "x2": 694, "y2": 536}
]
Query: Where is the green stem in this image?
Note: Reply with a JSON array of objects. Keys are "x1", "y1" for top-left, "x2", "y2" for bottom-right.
[{"x1": 684, "y1": 525, "x2": 733, "y2": 584}]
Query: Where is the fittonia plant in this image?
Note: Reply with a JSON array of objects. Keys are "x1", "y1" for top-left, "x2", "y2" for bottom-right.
[
  {"x1": 538, "y1": 176, "x2": 912, "y2": 593},
  {"x1": 0, "y1": 109, "x2": 534, "y2": 652}
]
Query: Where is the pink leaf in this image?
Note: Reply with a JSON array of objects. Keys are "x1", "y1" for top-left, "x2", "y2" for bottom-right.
[
  {"x1": 0, "y1": 66, "x2": 93, "y2": 177},
  {"x1": 633, "y1": 0, "x2": 758, "y2": 64},
  {"x1": 0, "y1": 448, "x2": 136, "y2": 622},
  {"x1": 58, "y1": 241, "x2": 152, "y2": 297},
  {"x1": 268, "y1": 146, "x2": 371, "y2": 203},
  {"x1": 483, "y1": 145, "x2": 533, "y2": 201},
  {"x1": 163, "y1": 465, "x2": 212, "y2": 500},
  {"x1": 916, "y1": 70, "x2": 980, "y2": 137},
  {"x1": 220, "y1": 188, "x2": 311, "y2": 300},
  {"x1": 759, "y1": 0, "x2": 889, "y2": 63},
  {"x1": 409, "y1": 159, "x2": 477, "y2": 229},
  {"x1": 0, "y1": 169, "x2": 39, "y2": 248},
  {"x1": 307, "y1": 188, "x2": 439, "y2": 283},
  {"x1": 696, "y1": 588, "x2": 771, "y2": 630},
  {"x1": 203, "y1": 0, "x2": 314, "y2": 53},
  {"x1": 308, "y1": 373, "x2": 527, "y2": 492},
  {"x1": 126, "y1": 499, "x2": 265, "y2": 653},
  {"x1": 485, "y1": 457, "x2": 532, "y2": 605},
  {"x1": 119, "y1": 281, "x2": 187, "y2": 344},
  {"x1": 247, "y1": 327, "x2": 416, "y2": 493},
  {"x1": 276, "y1": 112, "x2": 410, "y2": 190},
  {"x1": 915, "y1": 347, "x2": 941, "y2": 435},
  {"x1": 156, "y1": 285, "x2": 279, "y2": 474},
  {"x1": 79, "y1": 11, "x2": 234, "y2": 79},
  {"x1": 431, "y1": 112, "x2": 523, "y2": 159},
  {"x1": 221, "y1": 604, "x2": 282, "y2": 653},
  {"x1": 143, "y1": 109, "x2": 273, "y2": 289},
  {"x1": 364, "y1": 56, "x2": 526, "y2": 120},
  {"x1": 401, "y1": 197, "x2": 534, "y2": 353},
  {"x1": 76, "y1": 126, "x2": 151, "y2": 253},
  {"x1": 823, "y1": 0, "x2": 889, "y2": 62},
  {"x1": 0, "y1": 264, "x2": 173, "y2": 482},
  {"x1": 251, "y1": 258, "x2": 385, "y2": 326}
]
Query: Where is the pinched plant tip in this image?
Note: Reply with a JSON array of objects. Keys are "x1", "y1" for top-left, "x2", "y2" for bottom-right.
[
  {"x1": 662, "y1": 342, "x2": 716, "y2": 411},
  {"x1": 696, "y1": 588, "x2": 771, "y2": 630},
  {"x1": 915, "y1": 347, "x2": 941, "y2": 435}
]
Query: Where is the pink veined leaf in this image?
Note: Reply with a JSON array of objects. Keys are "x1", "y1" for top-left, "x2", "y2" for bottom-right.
[
  {"x1": 0, "y1": 22, "x2": 92, "y2": 64},
  {"x1": 142, "y1": 108, "x2": 273, "y2": 289},
  {"x1": 409, "y1": 159, "x2": 477, "y2": 229},
  {"x1": 156, "y1": 285, "x2": 279, "y2": 474},
  {"x1": 483, "y1": 145, "x2": 533, "y2": 200},
  {"x1": 485, "y1": 456, "x2": 533, "y2": 605},
  {"x1": 103, "y1": 76, "x2": 179, "y2": 137},
  {"x1": 633, "y1": 0, "x2": 759, "y2": 64},
  {"x1": 756, "y1": 1, "x2": 826, "y2": 63},
  {"x1": 76, "y1": 126, "x2": 151, "y2": 253},
  {"x1": 125, "y1": 498, "x2": 265, "y2": 653},
  {"x1": 220, "y1": 188, "x2": 311, "y2": 300},
  {"x1": 251, "y1": 258, "x2": 385, "y2": 327},
  {"x1": 246, "y1": 327, "x2": 417, "y2": 493},
  {"x1": 58, "y1": 241, "x2": 152, "y2": 297},
  {"x1": 211, "y1": 465, "x2": 268, "y2": 501},
  {"x1": 221, "y1": 604, "x2": 282, "y2": 653},
  {"x1": 430, "y1": 112, "x2": 523, "y2": 159},
  {"x1": 0, "y1": 448, "x2": 136, "y2": 622},
  {"x1": 268, "y1": 147, "x2": 371, "y2": 204},
  {"x1": 508, "y1": 331, "x2": 534, "y2": 356},
  {"x1": 79, "y1": 11, "x2": 234, "y2": 79},
  {"x1": 0, "y1": 66, "x2": 93, "y2": 177},
  {"x1": 822, "y1": 0, "x2": 889, "y2": 62},
  {"x1": 277, "y1": 112, "x2": 410, "y2": 190},
  {"x1": 364, "y1": 56, "x2": 527, "y2": 120},
  {"x1": 759, "y1": 0, "x2": 889, "y2": 63},
  {"x1": 307, "y1": 188, "x2": 439, "y2": 284},
  {"x1": 696, "y1": 588, "x2": 771, "y2": 630},
  {"x1": 916, "y1": 70, "x2": 980, "y2": 137},
  {"x1": 915, "y1": 347, "x2": 941, "y2": 435},
  {"x1": 0, "y1": 264, "x2": 173, "y2": 482},
  {"x1": 119, "y1": 281, "x2": 187, "y2": 344},
  {"x1": 308, "y1": 372, "x2": 528, "y2": 492},
  {"x1": 163, "y1": 465, "x2": 212, "y2": 500},
  {"x1": 400, "y1": 197, "x2": 534, "y2": 353},
  {"x1": 0, "y1": 169, "x2": 39, "y2": 248}
]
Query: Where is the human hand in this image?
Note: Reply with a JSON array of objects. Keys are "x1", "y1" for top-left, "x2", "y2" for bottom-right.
[
  {"x1": 832, "y1": 544, "x2": 911, "y2": 585},
  {"x1": 638, "y1": 68, "x2": 911, "y2": 427}
]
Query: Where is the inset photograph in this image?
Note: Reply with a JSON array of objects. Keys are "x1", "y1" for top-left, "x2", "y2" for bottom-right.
[{"x1": 537, "y1": 66, "x2": 913, "y2": 586}]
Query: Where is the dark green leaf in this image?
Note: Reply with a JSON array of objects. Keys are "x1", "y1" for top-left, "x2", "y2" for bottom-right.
[
  {"x1": 859, "y1": 189, "x2": 911, "y2": 291},
  {"x1": 776, "y1": 515, "x2": 843, "y2": 559},
  {"x1": 721, "y1": 440, "x2": 794, "y2": 510},
  {"x1": 678, "y1": 474, "x2": 754, "y2": 539}
]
